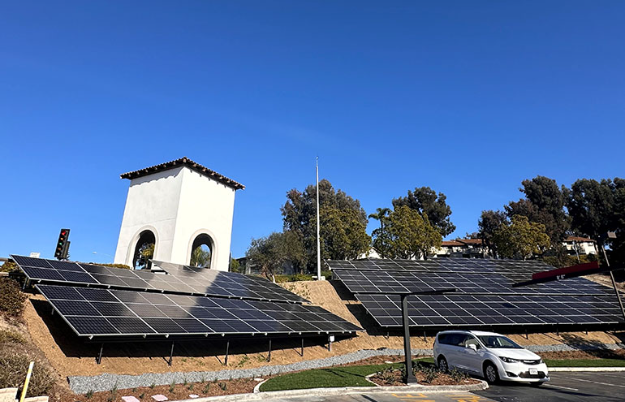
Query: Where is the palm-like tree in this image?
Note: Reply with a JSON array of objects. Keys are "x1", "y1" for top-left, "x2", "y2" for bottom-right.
[
  {"x1": 368, "y1": 207, "x2": 391, "y2": 229},
  {"x1": 369, "y1": 207, "x2": 392, "y2": 258}
]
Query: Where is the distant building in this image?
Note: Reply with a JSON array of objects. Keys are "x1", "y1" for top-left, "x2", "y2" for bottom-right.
[
  {"x1": 114, "y1": 157, "x2": 244, "y2": 271},
  {"x1": 563, "y1": 236, "x2": 598, "y2": 256},
  {"x1": 435, "y1": 238, "x2": 485, "y2": 258}
]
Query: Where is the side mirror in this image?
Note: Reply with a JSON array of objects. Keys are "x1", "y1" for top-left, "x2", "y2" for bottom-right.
[{"x1": 467, "y1": 344, "x2": 478, "y2": 352}]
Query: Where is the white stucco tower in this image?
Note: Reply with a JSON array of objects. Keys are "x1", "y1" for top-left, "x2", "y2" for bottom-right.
[{"x1": 114, "y1": 157, "x2": 244, "y2": 271}]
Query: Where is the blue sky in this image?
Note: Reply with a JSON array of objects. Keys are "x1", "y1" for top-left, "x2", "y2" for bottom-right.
[{"x1": 1, "y1": 1, "x2": 623, "y2": 263}]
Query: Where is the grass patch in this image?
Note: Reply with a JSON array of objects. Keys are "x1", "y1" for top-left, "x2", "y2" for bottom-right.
[
  {"x1": 260, "y1": 363, "x2": 402, "y2": 392},
  {"x1": 545, "y1": 358, "x2": 625, "y2": 367}
]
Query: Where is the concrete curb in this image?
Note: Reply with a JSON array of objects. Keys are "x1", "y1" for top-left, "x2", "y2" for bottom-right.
[
  {"x1": 174, "y1": 381, "x2": 489, "y2": 402},
  {"x1": 549, "y1": 367, "x2": 625, "y2": 372}
]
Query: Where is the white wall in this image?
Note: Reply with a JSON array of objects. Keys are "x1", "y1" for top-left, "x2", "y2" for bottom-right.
[{"x1": 114, "y1": 166, "x2": 237, "y2": 271}]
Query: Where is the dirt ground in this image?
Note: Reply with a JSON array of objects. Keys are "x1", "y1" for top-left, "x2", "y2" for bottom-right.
[{"x1": 20, "y1": 280, "x2": 625, "y2": 380}]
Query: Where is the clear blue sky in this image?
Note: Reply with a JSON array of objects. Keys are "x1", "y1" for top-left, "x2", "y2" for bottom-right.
[{"x1": 1, "y1": 1, "x2": 623, "y2": 263}]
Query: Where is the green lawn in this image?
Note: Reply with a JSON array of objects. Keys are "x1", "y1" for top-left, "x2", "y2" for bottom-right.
[
  {"x1": 259, "y1": 358, "x2": 435, "y2": 392},
  {"x1": 545, "y1": 358, "x2": 625, "y2": 367}
]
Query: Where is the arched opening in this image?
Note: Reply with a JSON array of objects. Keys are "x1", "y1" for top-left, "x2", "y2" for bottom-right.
[
  {"x1": 133, "y1": 230, "x2": 156, "y2": 270},
  {"x1": 190, "y1": 233, "x2": 213, "y2": 268}
]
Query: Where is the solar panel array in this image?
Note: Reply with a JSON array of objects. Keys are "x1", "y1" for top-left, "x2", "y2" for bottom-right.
[
  {"x1": 12, "y1": 255, "x2": 305, "y2": 303},
  {"x1": 11, "y1": 255, "x2": 362, "y2": 339},
  {"x1": 328, "y1": 259, "x2": 625, "y2": 329},
  {"x1": 37, "y1": 284, "x2": 360, "y2": 337}
]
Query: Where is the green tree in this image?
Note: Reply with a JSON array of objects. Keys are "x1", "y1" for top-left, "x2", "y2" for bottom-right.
[
  {"x1": 281, "y1": 179, "x2": 370, "y2": 270},
  {"x1": 381, "y1": 205, "x2": 442, "y2": 260},
  {"x1": 229, "y1": 258, "x2": 241, "y2": 273},
  {"x1": 478, "y1": 210, "x2": 507, "y2": 257},
  {"x1": 493, "y1": 215, "x2": 550, "y2": 260},
  {"x1": 505, "y1": 176, "x2": 570, "y2": 243},
  {"x1": 369, "y1": 207, "x2": 392, "y2": 258},
  {"x1": 246, "y1": 231, "x2": 305, "y2": 279},
  {"x1": 392, "y1": 187, "x2": 456, "y2": 237},
  {"x1": 190, "y1": 246, "x2": 211, "y2": 268},
  {"x1": 135, "y1": 243, "x2": 154, "y2": 270}
]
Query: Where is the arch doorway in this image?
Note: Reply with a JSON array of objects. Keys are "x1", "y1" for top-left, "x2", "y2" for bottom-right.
[
  {"x1": 190, "y1": 233, "x2": 213, "y2": 268},
  {"x1": 133, "y1": 230, "x2": 156, "y2": 270}
]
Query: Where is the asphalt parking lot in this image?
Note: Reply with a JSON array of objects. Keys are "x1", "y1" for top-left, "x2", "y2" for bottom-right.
[{"x1": 475, "y1": 371, "x2": 625, "y2": 402}]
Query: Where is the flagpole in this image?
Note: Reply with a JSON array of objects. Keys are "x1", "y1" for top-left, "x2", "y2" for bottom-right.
[{"x1": 316, "y1": 157, "x2": 322, "y2": 281}]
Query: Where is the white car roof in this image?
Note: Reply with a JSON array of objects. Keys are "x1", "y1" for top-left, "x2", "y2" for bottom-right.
[{"x1": 437, "y1": 330, "x2": 504, "y2": 336}]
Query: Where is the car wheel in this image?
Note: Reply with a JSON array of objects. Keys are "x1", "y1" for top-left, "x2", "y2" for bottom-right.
[
  {"x1": 484, "y1": 362, "x2": 499, "y2": 384},
  {"x1": 438, "y1": 356, "x2": 449, "y2": 373}
]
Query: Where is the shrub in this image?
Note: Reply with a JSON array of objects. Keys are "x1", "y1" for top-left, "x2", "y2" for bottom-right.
[
  {"x1": 97, "y1": 263, "x2": 132, "y2": 270},
  {"x1": 0, "y1": 330, "x2": 27, "y2": 345},
  {"x1": 0, "y1": 261, "x2": 18, "y2": 273},
  {"x1": 0, "y1": 348, "x2": 55, "y2": 397},
  {"x1": 0, "y1": 278, "x2": 27, "y2": 317}
]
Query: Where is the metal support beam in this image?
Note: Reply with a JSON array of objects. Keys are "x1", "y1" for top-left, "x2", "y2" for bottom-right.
[
  {"x1": 96, "y1": 343, "x2": 104, "y2": 364},
  {"x1": 168, "y1": 341, "x2": 175, "y2": 366},
  {"x1": 267, "y1": 340, "x2": 272, "y2": 362},
  {"x1": 525, "y1": 329, "x2": 529, "y2": 340},
  {"x1": 328, "y1": 335, "x2": 334, "y2": 352},
  {"x1": 401, "y1": 294, "x2": 417, "y2": 385},
  {"x1": 224, "y1": 341, "x2": 229, "y2": 366},
  {"x1": 423, "y1": 331, "x2": 427, "y2": 342},
  {"x1": 301, "y1": 338, "x2": 304, "y2": 357}
]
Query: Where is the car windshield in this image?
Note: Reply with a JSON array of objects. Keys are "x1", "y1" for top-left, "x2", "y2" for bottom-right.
[{"x1": 477, "y1": 335, "x2": 523, "y2": 349}]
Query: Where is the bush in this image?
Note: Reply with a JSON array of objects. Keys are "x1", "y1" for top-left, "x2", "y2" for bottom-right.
[
  {"x1": 0, "y1": 261, "x2": 18, "y2": 273},
  {"x1": 0, "y1": 330, "x2": 27, "y2": 345},
  {"x1": 97, "y1": 263, "x2": 132, "y2": 270},
  {"x1": 0, "y1": 347, "x2": 55, "y2": 397},
  {"x1": 0, "y1": 278, "x2": 27, "y2": 317}
]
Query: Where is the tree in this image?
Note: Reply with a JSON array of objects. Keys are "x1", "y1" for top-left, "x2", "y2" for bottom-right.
[
  {"x1": 478, "y1": 210, "x2": 507, "y2": 257},
  {"x1": 369, "y1": 207, "x2": 392, "y2": 258},
  {"x1": 246, "y1": 231, "x2": 305, "y2": 279},
  {"x1": 229, "y1": 258, "x2": 241, "y2": 273},
  {"x1": 492, "y1": 215, "x2": 550, "y2": 260},
  {"x1": 190, "y1": 246, "x2": 211, "y2": 268},
  {"x1": 379, "y1": 205, "x2": 442, "y2": 260},
  {"x1": 135, "y1": 243, "x2": 154, "y2": 270},
  {"x1": 392, "y1": 187, "x2": 456, "y2": 237},
  {"x1": 505, "y1": 176, "x2": 570, "y2": 243},
  {"x1": 281, "y1": 179, "x2": 370, "y2": 270}
]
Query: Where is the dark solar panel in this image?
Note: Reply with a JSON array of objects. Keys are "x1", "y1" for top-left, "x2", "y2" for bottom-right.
[
  {"x1": 328, "y1": 259, "x2": 625, "y2": 329},
  {"x1": 12, "y1": 255, "x2": 307, "y2": 303},
  {"x1": 36, "y1": 284, "x2": 361, "y2": 338}
]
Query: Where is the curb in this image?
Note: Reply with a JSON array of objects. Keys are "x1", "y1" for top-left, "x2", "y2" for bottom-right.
[
  {"x1": 174, "y1": 381, "x2": 489, "y2": 402},
  {"x1": 549, "y1": 367, "x2": 625, "y2": 372}
]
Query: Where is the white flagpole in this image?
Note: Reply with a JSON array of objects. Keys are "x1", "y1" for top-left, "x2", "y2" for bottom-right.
[{"x1": 316, "y1": 157, "x2": 322, "y2": 281}]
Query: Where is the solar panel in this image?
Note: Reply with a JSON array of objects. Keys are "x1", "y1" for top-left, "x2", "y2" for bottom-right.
[
  {"x1": 12, "y1": 255, "x2": 306, "y2": 303},
  {"x1": 37, "y1": 284, "x2": 361, "y2": 338},
  {"x1": 328, "y1": 259, "x2": 625, "y2": 329},
  {"x1": 357, "y1": 293, "x2": 625, "y2": 328}
]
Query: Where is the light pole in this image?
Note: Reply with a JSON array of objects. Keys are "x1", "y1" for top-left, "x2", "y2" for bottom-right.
[{"x1": 599, "y1": 232, "x2": 625, "y2": 321}]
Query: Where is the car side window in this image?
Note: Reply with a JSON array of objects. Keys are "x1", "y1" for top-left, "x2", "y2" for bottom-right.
[{"x1": 464, "y1": 336, "x2": 480, "y2": 349}]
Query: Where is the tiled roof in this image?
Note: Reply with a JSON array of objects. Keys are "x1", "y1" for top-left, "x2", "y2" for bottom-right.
[
  {"x1": 441, "y1": 240, "x2": 465, "y2": 247},
  {"x1": 565, "y1": 236, "x2": 595, "y2": 243},
  {"x1": 458, "y1": 238, "x2": 484, "y2": 246},
  {"x1": 120, "y1": 157, "x2": 245, "y2": 190}
]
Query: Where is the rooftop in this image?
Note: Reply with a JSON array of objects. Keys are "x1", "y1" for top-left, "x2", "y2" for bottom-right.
[{"x1": 120, "y1": 157, "x2": 245, "y2": 190}]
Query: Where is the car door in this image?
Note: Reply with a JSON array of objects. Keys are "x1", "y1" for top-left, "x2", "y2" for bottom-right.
[
  {"x1": 459, "y1": 335, "x2": 483, "y2": 374},
  {"x1": 447, "y1": 333, "x2": 469, "y2": 370}
]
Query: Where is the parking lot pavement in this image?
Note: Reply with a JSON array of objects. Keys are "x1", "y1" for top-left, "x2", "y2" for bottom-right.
[{"x1": 474, "y1": 371, "x2": 625, "y2": 402}]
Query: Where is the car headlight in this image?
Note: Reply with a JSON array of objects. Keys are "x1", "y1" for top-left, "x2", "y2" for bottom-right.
[
  {"x1": 539, "y1": 359, "x2": 544, "y2": 364},
  {"x1": 499, "y1": 356, "x2": 519, "y2": 363}
]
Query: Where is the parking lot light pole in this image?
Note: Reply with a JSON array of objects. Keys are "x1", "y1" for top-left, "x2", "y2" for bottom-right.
[
  {"x1": 365, "y1": 289, "x2": 456, "y2": 385},
  {"x1": 600, "y1": 232, "x2": 625, "y2": 322}
]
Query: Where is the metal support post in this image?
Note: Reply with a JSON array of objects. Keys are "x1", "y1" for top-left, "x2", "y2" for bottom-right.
[
  {"x1": 328, "y1": 335, "x2": 334, "y2": 352},
  {"x1": 423, "y1": 331, "x2": 427, "y2": 342},
  {"x1": 401, "y1": 294, "x2": 417, "y2": 384},
  {"x1": 556, "y1": 324, "x2": 559, "y2": 337},
  {"x1": 267, "y1": 340, "x2": 272, "y2": 362},
  {"x1": 168, "y1": 341, "x2": 175, "y2": 366},
  {"x1": 96, "y1": 343, "x2": 104, "y2": 364},
  {"x1": 525, "y1": 329, "x2": 529, "y2": 340},
  {"x1": 602, "y1": 245, "x2": 625, "y2": 322},
  {"x1": 301, "y1": 338, "x2": 304, "y2": 357},
  {"x1": 224, "y1": 341, "x2": 229, "y2": 366}
]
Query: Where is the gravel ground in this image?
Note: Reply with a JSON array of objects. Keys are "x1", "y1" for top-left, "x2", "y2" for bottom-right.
[{"x1": 68, "y1": 342, "x2": 625, "y2": 394}]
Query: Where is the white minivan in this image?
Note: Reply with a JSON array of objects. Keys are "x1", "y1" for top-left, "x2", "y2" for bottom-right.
[{"x1": 433, "y1": 330, "x2": 549, "y2": 385}]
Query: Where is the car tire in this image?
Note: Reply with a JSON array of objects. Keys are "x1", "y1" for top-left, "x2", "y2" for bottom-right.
[
  {"x1": 438, "y1": 356, "x2": 449, "y2": 373},
  {"x1": 484, "y1": 362, "x2": 499, "y2": 384}
]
